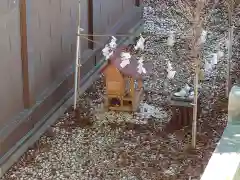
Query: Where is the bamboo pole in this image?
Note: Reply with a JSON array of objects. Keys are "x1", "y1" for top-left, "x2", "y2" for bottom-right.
[
  {"x1": 226, "y1": 0, "x2": 234, "y2": 97},
  {"x1": 73, "y1": 0, "x2": 81, "y2": 110},
  {"x1": 226, "y1": 26, "x2": 233, "y2": 96},
  {"x1": 192, "y1": 64, "x2": 199, "y2": 148},
  {"x1": 191, "y1": 0, "x2": 205, "y2": 148}
]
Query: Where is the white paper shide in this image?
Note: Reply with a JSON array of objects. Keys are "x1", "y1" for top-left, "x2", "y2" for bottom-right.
[
  {"x1": 166, "y1": 61, "x2": 176, "y2": 79},
  {"x1": 102, "y1": 36, "x2": 117, "y2": 60},
  {"x1": 120, "y1": 52, "x2": 131, "y2": 68},
  {"x1": 137, "y1": 57, "x2": 147, "y2": 74},
  {"x1": 134, "y1": 34, "x2": 145, "y2": 51}
]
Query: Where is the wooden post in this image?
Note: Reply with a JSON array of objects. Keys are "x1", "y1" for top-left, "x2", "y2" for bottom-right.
[
  {"x1": 19, "y1": 0, "x2": 32, "y2": 108},
  {"x1": 135, "y1": 0, "x2": 140, "y2": 7},
  {"x1": 88, "y1": 0, "x2": 94, "y2": 49},
  {"x1": 130, "y1": 77, "x2": 135, "y2": 97},
  {"x1": 137, "y1": 79, "x2": 143, "y2": 89}
]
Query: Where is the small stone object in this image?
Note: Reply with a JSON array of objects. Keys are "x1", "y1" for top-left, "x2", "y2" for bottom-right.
[
  {"x1": 167, "y1": 31, "x2": 175, "y2": 46},
  {"x1": 167, "y1": 70, "x2": 176, "y2": 79},
  {"x1": 188, "y1": 90, "x2": 194, "y2": 99},
  {"x1": 217, "y1": 50, "x2": 224, "y2": 58},
  {"x1": 199, "y1": 29, "x2": 207, "y2": 44},
  {"x1": 174, "y1": 84, "x2": 191, "y2": 97},
  {"x1": 211, "y1": 53, "x2": 218, "y2": 65}
]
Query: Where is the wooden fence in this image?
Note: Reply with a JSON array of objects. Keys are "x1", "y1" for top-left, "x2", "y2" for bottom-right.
[{"x1": 0, "y1": 0, "x2": 142, "y2": 175}]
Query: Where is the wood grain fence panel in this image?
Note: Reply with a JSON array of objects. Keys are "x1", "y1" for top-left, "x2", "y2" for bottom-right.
[
  {"x1": 26, "y1": 0, "x2": 39, "y2": 99},
  {"x1": 35, "y1": 0, "x2": 52, "y2": 97},
  {"x1": 60, "y1": 0, "x2": 75, "y2": 66},
  {"x1": 26, "y1": 0, "x2": 49, "y2": 98},
  {"x1": 93, "y1": 0, "x2": 136, "y2": 48},
  {"x1": 93, "y1": 0, "x2": 102, "y2": 48},
  {"x1": 93, "y1": 0, "x2": 110, "y2": 45},
  {"x1": 47, "y1": 0, "x2": 63, "y2": 83},
  {"x1": 123, "y1": 0, "x2": 136, "y2": 11},
  {"x1": 0, "y1": 0, "x2": 24, "y2": 127},
  {"x1": 103, "y1": 0, "x2": 111, "y2": 31},
  {"x1": 111, "y1": 0, "x2": 123, "y2": 27},
  {"x1": 0, "y1": 0, "x2": 9, "y2": 17},
  {"x1": 26, "y1": 0, "x2": 86, "y2": 99},
  {"x1": 79, "y1": 0, "x2": 89, "y2": 52}
]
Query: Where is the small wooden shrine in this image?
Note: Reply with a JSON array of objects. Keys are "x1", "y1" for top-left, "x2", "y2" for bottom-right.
[{"x1": 102, "y1": 46, "x2": 152, "y2": 112}]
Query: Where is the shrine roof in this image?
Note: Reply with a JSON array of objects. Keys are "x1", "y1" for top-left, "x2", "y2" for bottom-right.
[{"x1": 109, "y1": 46, "x2": 153, "y2": 79}]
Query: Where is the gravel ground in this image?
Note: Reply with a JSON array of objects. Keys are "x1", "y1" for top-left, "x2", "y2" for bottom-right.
[{"x1": 1, "y1": 0, "x2": 240, "y2": 180}]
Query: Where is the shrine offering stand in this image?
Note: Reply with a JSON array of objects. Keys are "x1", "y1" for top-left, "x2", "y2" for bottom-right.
[{"x1": 166, "y1": 94, "x2": 201, "y2": 132}]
